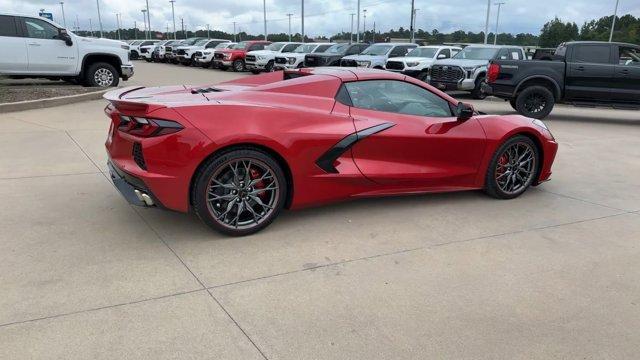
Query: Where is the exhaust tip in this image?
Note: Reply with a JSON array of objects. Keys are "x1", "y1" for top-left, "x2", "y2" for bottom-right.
[{"x1": 140, "y1": 193, "x2": 155, "y2": 206}]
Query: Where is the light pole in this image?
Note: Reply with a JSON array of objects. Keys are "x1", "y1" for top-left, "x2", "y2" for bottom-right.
[
  {"x1": 609, "y1": 0, "x2": 620, "y2": 42},
  {"x1": 409, "y1": 0, "x2": 415, "y2": 43},
  {"x1": 89, "y1": 18, "x2": 93, "y2": 36},
  {"x1": 263, "y1": 0, "x2": 267, "y2": 40},
  {"x1": 141, "y1": 9, "x2": 147, "y2": 39},
  {"x1": 301, "y1": 0, "x2": 305, "y2": 42},
  {"x1": 233, "y1": 21, "x2": 237, "y2": 42},
  {"x1": 59, "y1": 2, "x2": 67, "y2": 28},
  {"x1": 96, "y1": 0, "x2": 104, "y2": 37},
  {"x1": 76, "y1": 14, "x2": 80, "y2": 32},
  {"x1": 116, "y1": 13, "x2": 121, "y2": 40},
  {"x1": 207, "y1": 24, "x2": 210, "y2": 39},
  {"x1": 483, "y1": 0, "x2": 491, "y2": 44},
  {"x1": 287, "y1": 13, "x2": 293, "y2": 42},
  {"x1": 411, "y1": 8, "x2": 419, "y2": 43},
  {"x1": 493, "y1": 2, "x2": 505, "y2": 45},
  {"x1": 180, "y1": 17, "x2": 184, "y2": 39},
  {"x1": 134, "y1": 20, "x2": 137, "y2": 39},
  {"x1": 363, "y1": 9, "x2": 367, "y2": 42},
  {"x1": 350, "y1": 13, "x2": 355, "y2": 43},
  {"x1": 356, "y1": 0, "x2": 361, "y2": 42},
  {"x1": 170, "y1": 0, "x2": 176, "y2": 40},
  {"x1": 145, "y1": 0, "x2": 151, "y2": 39}
]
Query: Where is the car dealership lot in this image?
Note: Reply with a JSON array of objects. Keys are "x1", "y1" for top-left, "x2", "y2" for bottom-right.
[{"x1": 1, "y1": 61, "x2": 639, "y2": 359}]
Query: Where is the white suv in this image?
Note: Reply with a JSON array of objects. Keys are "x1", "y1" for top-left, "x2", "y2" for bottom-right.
[
  {"x1": 175, "y1": 38, "x2": 230, "y2": 66},
  {"x1": 273, "y1": 43, "x2": 333, "y2": 70},
  {"x1": 129, "y1": 40, "x2": 160, "y2": 60},
  {"x1": 385, "y1": 46, "x2": 461, "y2": 81},
  {"x1": 0, "y1": 13, "x2": 133, "y2": 87},
  {"x1": 245, "y1": 42, "x2": 303, "y2": 73}
]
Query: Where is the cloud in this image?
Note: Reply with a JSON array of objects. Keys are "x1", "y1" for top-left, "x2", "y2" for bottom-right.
[{"x1": 2, "y1": 0, "x2": 638, "y2": 37}]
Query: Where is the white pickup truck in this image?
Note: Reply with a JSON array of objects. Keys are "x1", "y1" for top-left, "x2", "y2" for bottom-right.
[{"x1": 0, "y1": 12, "x2": 134, "y2": 87}]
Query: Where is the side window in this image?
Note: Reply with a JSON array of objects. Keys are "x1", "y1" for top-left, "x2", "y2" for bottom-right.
[
  {"x1": 141, "y1": 41, "x2": 154, "y2": 46},
  {"x1": 573, "y1": 45, "x2": 611, "y2": 64},
  {"x1": 0, "y1": 15, "x2": 19, "y2": 37},
  {"x1": 496, "y1": 48, "x2": 510, "y2": 60},
  {"x1": 509, "y1": 49, "x2": 523, "y2": 60},
  {"x1": 248, "y1": 44, "x2": 264, "y2": 51},
  {"x1": 451, "y1": 48, "x2": 461, "y2": 57},
  {"x1": 23, "y1": 18, "x2": 59, "y2": 39},
  {"x1": 282, "y1": 44, "x2": 299, "y2": 52},
  {"x1": 438, "y1": 48, "x2": 451, "y2": 59},
  {"x1": 344, "y1": 80, "x2": 452, "y2": 117},
  {"x1": 618, "y1": 46, "x2": 640, "y2": 66},
  {"x1": 389, "y1": 46, "x2": 407, "y2": 57},
  {"x1": 346, "y1": 46, "x2": 360, "y2": 55}
]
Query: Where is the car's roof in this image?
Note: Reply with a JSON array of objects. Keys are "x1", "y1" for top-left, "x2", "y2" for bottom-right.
[
  {"x1": 370, "y1": 42, "x2": 417, "y2": 46},
  {"x1": 564, "y1": 40, "x2": 638, "y2": 47},
  {"x1": 418, "y1": 45, "x2": 460, "y2": 49},
  {"x1": 466, "y1": 44, "x2": 522, "y2": 48},
  {"x1": 294, "y1": 67, "x2": 406, "y2": 81}
]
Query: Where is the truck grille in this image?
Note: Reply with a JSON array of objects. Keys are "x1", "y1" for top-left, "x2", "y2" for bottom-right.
[
  {"x1": 140, "y1": 48, "x2": 148, "y2": 53},
  {"x1": 386, "y1": 61, "x2": 404, "y2": 70},
  {"x1": 430, "y1": 65, "x2": 464, "y2": 82},
  {"x1": 132, "y1": 142, "x2": 147, "y2": 171},
  {"x1": 214, "y1": 53, "x2": 224, "y2": 60},
  {"x1": 245, "y1": 55, "x2": 256, "y2": 62},
  {"x1": 194, "y1": 51, "x2": 203, "y2": 57},
  {"x1": 275, "y1": 57, "x2": 287, "y2": 64},
  {"x1": 176, "y1": 49, "x2": 186, "y2": 55},
  {"x1": 304, "y1": 55, "x2": 325, "y2": 67},
  {"x1": 165, "y1": 46, "x2": 172, "y2": 52},
  {"x1": 340, "y1": 59, "x2": 357, "y2": 67}
]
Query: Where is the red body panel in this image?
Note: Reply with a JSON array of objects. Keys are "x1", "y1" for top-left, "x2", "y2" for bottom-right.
[
  {"x1": 104, "y1": 68, "x2": 558, "y2": 213},
  {"x1": 218, "y1": 40, "x2": 271, "y2": 62}
]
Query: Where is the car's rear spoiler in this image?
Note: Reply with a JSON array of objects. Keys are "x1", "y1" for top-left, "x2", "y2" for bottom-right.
[{"x1": 103, "y1": 86, "x2": 166, "y2": 113}]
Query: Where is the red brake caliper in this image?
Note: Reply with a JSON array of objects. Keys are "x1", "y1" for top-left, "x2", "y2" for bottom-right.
[
  {"x1": 497, "y1": 154, "x2": 508, "y2": 177},
  {"x1": 249, "y1": 168, "x2": 267, "y2": 200}
]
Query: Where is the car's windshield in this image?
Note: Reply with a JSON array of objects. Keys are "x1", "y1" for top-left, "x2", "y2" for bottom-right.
[
  {"x1": 194, "y1": 39, "x2": 209, "y2": 46},
  {"x1": 233, "y1": 42, "x2": 249, "y2": 49},
  {"x1": 293, "y1": 44, "x2": 316, "y2": 53},
  {"x1": 130, "y1": 41, "x2": 142, "y2": 46},
  {"x1": 326, "y1": 44, "x2": 349, "y2": 54},
  {"x1": 184, "y1": 38, "x2": 202, "y2": 46},
  {"x1": 453, "y1": 47, "x2": 499, "y2": 60},
  {"x1": 361, "y1": 45, "x2": 393, "y2": 56},
  {"x1": 407, "y1": 48, "x2": 437, "y2": 58},
  {"x1": 266, "y1": 43, "x2": 286, "y2": 51},
  {"x1": 215, "y1": 42, "x2": 231, "y2": 49}
]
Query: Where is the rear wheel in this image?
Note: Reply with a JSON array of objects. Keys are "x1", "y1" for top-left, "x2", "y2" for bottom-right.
[
  {"x1": 515, "y1": 85, "x2": 555, "y2": 119},
  {"x1": 193, "y1": 149, "x2": 287, "y2": 236},
  {"x1": 84, "y1": 62, "x2": 119, "y2": 87},
  {"x1": 232, "y1": 59, "x2": 245, "y2": 72},
  {"x1": 509, "y1": 99, "x2": 518, "y2": 111},
  {"x1": 484, "y1": 135, "x2": 539, "y2": 199}
]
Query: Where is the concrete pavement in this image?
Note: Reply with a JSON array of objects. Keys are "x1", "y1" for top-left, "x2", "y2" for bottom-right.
[{"x1": 1, "y1": 61, "x2": 639, "y2": 359}]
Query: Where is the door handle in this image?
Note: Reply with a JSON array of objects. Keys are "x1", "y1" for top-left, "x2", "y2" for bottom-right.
[
  {"x1": 27, "y1": 43, "x2": 41, "y2": 46},
  {"x1": 574, "y1": 66, "x2": 585, "y2": 71}
]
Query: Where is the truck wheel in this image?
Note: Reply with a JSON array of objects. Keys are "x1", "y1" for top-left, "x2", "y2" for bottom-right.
[
  {"x1": 232, "y1": 60, "x2": 245, "y2": 72},
  {"x1": 515, "y1": 86, "x2": 555, "y2": 119},
  {"x1": 84, "y1": 62, "x2": 119, "y2": 87},
  {"x1": 509, "y1": 99, "x2": 518, "y2": 111},
  {"x1": 471, "y1": 76, "x2": 488, "y2": 99},
  {"x1": 418, "y1": 70, "x2": 429, "y2": 82},
  {"x1": 265, "y1": 60, "x2": 275, "y2": 72}
]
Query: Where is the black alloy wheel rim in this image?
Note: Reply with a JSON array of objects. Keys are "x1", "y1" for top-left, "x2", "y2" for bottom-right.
[
  {"x1": 234, "y1": 61, "x2": 243, "y2": 71},
  {"x1": 524, "y1": 93, "x2": 547, "y2": 114},
  {"x1": 206, "y1": 158, "x2": 280, "y2": 230},
  {"x1": 494, "y1": 142, "x2": 536, "y2": 195}
]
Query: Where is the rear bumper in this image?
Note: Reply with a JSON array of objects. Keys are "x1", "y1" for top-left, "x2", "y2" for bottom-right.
[
  {"x1": 483, "y1": 83, "x2": 515, "y2": 99},
  {"x1": 108, "y1": 159, "x2": 161, "y2": 207}
]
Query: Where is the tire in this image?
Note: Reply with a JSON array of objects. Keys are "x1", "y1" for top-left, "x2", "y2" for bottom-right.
[
  {"x1": 418, "y1": 70, "x2": 429, "y2": 82},
  {"x1": 130, "y1": 51, "x2": 139, "y2": 60},
  {"x1": 515, "y1": 85, "x2": 555, "y2": 119},
  {"x1": 471, "y1": 76, "x2": 488, "y2": 99},
  {"x1": 192, "y1": 148, "x2": 287, "y2": 236},
  {"x1": 201, "y1": 63, "x2": 210, "y2": 69},
  {"x1": 250, "y1": 70, "x2": 261, "y2": 74},
  {"x1": 219, "y1": 65, "x2": 228, "y2": 71},
  {"x1": 144, "y1": 58, "x2": 152, "y2": 62},
  {"x1": 265, "y1": 60, "x2": 274, "y2": 72},
  {"x1": 232, "y1": 59, "x2": 245, "y2": 72},
  {"x1": 484, "y1": 135, "x2": 539, "y2": 200},
  {"x1": 509, "y1": 99, "x2": 518, "y2": 111},
  {"x1": 84, "y1": 62, "x2": 119, "y2": 87}
]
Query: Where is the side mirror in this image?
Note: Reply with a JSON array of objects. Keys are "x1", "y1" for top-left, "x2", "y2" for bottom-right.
[
  {"x1": 456, "y1": 102, "x2": 474, "y2": 121},
  {"x1": 58, "y1": 29, "x2": 73, "y2": 46},
  {"x1": 437, "y1": 53, "x2": 447, "y2": 59}
]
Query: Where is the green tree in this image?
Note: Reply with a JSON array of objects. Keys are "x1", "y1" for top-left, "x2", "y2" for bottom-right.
[{"x1": 539, "y1": 17, "x2": 579, "y2": 47}]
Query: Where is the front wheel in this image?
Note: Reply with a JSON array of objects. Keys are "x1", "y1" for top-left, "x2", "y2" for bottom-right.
[
  {"x1": 84, "y1": 62, "x2": 119, "y2": 87},
  {"x1": 471, "y1": 76, "x2": 488, "y2": 99},
  {"x1": 509, "y1": 99, "x2": 518, "y2": 111},
  {"x1": 484, "y1": 135, "x2": 539, "y2": 199},
  {"x1": 515, "y1": 86, "x2": 555, "y2": 119},
  {"x1": 232, "y1": 59, "x2": 245, "y2": 72},
  {"x1": 192, "y1": 148, "x2": 287, "y2": 236}
]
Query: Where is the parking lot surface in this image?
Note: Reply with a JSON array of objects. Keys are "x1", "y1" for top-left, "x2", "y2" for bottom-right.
[{"x1": 1, "y1": 61, "x2": 639, "y2": 359}]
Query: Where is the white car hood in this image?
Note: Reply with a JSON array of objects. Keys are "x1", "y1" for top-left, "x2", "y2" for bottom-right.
[
  {"x1": 388, "y1": 56, "x2": 435, "y2": 63},
  {"x1": 248, "y1": 50, "x2": 277, "y2": 56},
  {"x1": 79, "y1": 36, "x2": 125, "y2": 49}
]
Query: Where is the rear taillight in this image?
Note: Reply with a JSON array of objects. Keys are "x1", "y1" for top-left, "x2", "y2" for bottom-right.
[
  {"x1": 487, "y1": 63, "x2": 500, "y2": 83},
  {"x1": 118, "y1": 115, "x2": 183, "y2": 137}
]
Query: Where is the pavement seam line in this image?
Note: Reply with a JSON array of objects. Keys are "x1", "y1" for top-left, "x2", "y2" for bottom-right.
[
  {"x1": 540, "y1": 188, "x2": 629, "y2": 212},
  {"x1": 64, "y1": 131, "x2": 104, "y2": 173},
  {"x1": 0, "y1": 288, "x2": 206, "y2": 329},
  {"x1": 207, "y1": 211, "x2": 633, "y2": 290},
  {"x1": 132, "y1": 208, "x2": 269, "y2": 360}
]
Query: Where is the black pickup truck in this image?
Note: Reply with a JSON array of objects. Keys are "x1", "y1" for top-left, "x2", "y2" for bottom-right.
[{"x1": 485, "y1": 41, "x2": 640, "y2": 119}]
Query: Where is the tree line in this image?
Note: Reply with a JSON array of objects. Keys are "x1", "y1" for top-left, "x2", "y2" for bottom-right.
[{"x1": 75, "y1": 13, "x2": 638, "y2": 48}]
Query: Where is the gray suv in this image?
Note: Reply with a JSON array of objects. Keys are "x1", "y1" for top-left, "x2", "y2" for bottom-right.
[
  {"x1": 340, "y1": 43, "x2": 418, "y2": 69},
  {"x1": 429, "y1": 44, "x2": 526, "y2": 99}
]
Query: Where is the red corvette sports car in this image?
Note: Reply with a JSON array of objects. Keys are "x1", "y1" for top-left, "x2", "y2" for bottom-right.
[{"x1": 104, "y1": 68, "x2": 557, "y2": 236}]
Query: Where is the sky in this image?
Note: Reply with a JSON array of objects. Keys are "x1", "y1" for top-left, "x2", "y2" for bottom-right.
[{"x1": 3, "y1": 0, "x2": 639, "y2": 37}]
